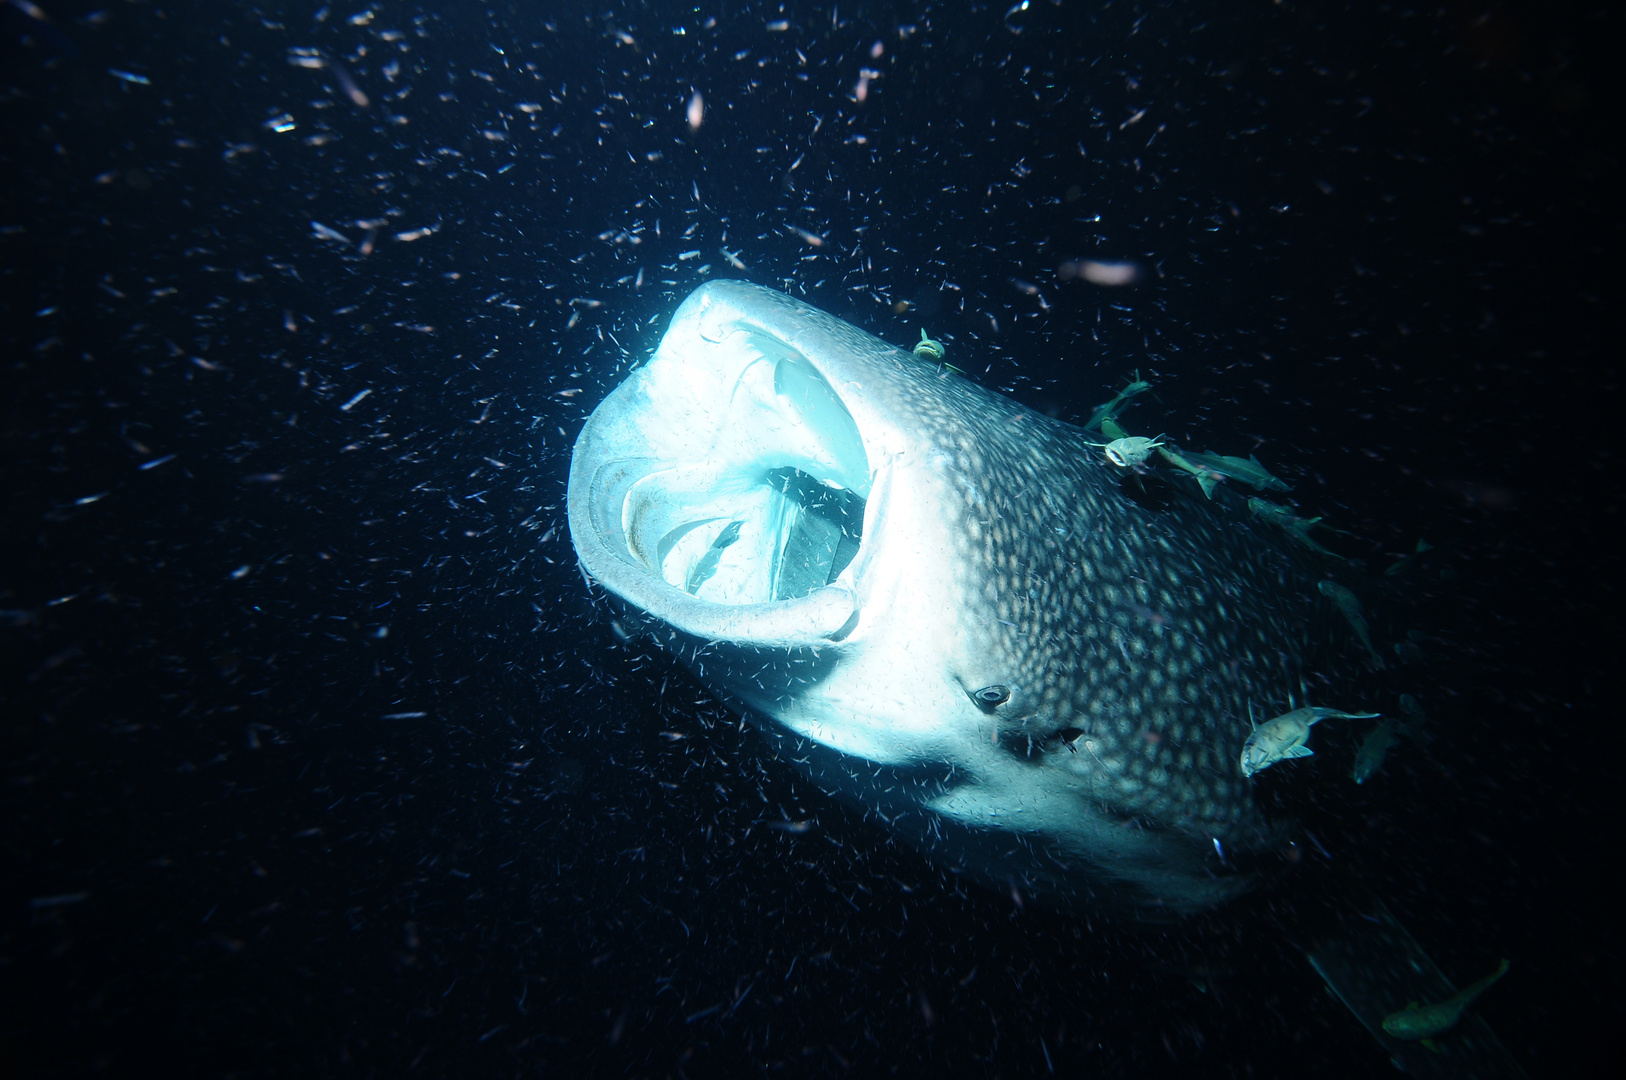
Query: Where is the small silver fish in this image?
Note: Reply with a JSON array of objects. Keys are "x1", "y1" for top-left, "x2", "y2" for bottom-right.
[{"x1": 1319, "y1": 580, "x2": 1383, "y2": 665}]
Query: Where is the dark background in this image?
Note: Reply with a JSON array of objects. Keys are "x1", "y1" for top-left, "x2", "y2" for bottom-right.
[{"x1": 2, "y1": 1, "x2": 1618, "y2": 1076}]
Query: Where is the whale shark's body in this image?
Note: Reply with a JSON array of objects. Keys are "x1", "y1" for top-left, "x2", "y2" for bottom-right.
[{"x1": 568, "y1": 280, "x2": 1373, "y2": 916}]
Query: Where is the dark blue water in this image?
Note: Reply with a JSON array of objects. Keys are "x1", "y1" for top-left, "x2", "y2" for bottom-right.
[{"x1": 2, "y1": 1, "x2": 1615, "y2": 1076}]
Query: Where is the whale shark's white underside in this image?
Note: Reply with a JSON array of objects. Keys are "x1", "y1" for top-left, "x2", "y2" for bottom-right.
[{"x1": 569, "y1": 281, "x2": 1339, "y2": 915}]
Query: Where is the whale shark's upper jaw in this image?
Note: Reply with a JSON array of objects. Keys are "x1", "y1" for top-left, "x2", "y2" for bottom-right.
[{"x1": 568, "y1": 282, "x2": 906, "y2": 651}]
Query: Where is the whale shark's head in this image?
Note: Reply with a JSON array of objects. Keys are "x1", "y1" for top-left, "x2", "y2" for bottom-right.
[
  {"x1": 570, "y1": 281, "x2": 1304, "y2": 915},
  {"x1": 568, "y1": 280, "x2": 1031, "y2": 764}
]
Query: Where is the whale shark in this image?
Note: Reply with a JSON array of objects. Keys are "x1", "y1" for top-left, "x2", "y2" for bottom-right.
[
  {"x1": 567, "y1": 281, "x2": 1524, "y2": 1075},
  {"x1": 568, "y1": 279, "x2": 1347, "y2": 912}
]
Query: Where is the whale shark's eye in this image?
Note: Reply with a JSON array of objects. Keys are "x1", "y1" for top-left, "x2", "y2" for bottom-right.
[{"x1": 971, "y1": 685, "x2": 1011, "y2": 711}]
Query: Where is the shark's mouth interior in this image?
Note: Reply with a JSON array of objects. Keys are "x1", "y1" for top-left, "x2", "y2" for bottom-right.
[{"x1": 613, "y1": 331, "x2": 872, "y2": 609}]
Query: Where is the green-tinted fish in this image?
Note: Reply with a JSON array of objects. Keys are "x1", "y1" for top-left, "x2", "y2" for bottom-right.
[
  {"x1": 1188, "y1": 450, "x2": 1292, "y2": 492},
  {"x1": 1318, "y1": 580, "x2": 1383, "y2": 665},
  {"x1": 1094, "y1": 417, "x2": 1218, "y2": 498},
  {"x1": 1350, "y1": 718, "x2": 1400, "y2": 784},
  {"x1": 1395, "y1": 692, "x2": 1437, "y2": 752},
  {"x1": 911, "y1": 328, "x2": 945, "y2": 361},
  {"x1": 911, "y1": 329, "x2": 967, "y2": 374},
  {"x1": 1240, "y1": 705, "x2": 1380, "y2": 778},
  {"x1": 1352, "y1": 693, "x2": 1439, "y2": 782},
  {"x1": 1384, "y1": 537, "x2": 1435, "y2": 576},
  {"x1": 1155, "y1": 446, "x2": 1219, "y2": 499},
  {"x1": 1395, "y1": 628, "x2": 1447, "y2": 665},
  {"x1": 1087, "y1": 434, "x2": 1166, "y2": 468},
  {"x1": 1248, "y1": 498, "x2": 1337, "y2": 556},
  {"x1": 1100, "y1": 415, "x2": 1218, "y2": 498},
  {"x1": 1382, "y1": 959, "x2": 1510, "y2": 1040},
  {"x1": 1084, "y1": 370, "x2": 1152, "y2": 431}
]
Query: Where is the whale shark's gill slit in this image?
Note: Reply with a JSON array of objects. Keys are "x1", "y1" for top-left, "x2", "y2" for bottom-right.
[{"x1": 765, "y1": 467, "x2": 865, "y2": 600}]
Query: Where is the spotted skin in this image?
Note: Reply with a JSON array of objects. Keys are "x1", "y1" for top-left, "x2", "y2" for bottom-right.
[{"x1": 932, "y1": 412, "x2": 1303, "y2": 834}]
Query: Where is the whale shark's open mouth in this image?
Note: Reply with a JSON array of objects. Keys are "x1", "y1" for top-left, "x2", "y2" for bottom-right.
[
  {"x1": 618, "y1": 352, "x2": 869, "y2": 606},
  {"x1": 569, "y1": 285, "x2": 888, "y2": 649}
]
